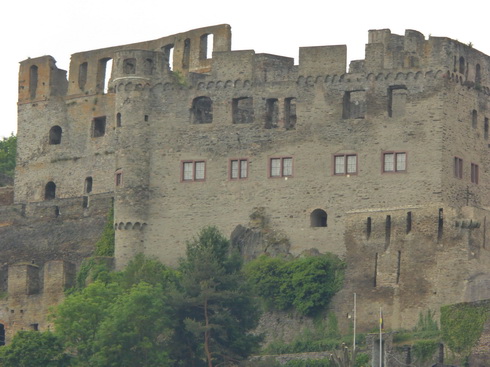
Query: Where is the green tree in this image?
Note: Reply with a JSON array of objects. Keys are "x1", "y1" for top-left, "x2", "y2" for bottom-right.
[
  {"x1": 90, "y1": 282, "x2": 174, "y2": 367},
  {"x1": 174, "y1": 226, "x2": 262, "y2": 367},
  {"x1": 0, "y1": 134, "x2": 16, "y2": 186},
  {"x1": 53, "y1": 281, "x2": 122, "y2": 365},
  {"x1": 0, "y1": 331, "x2": 69, "y2": 367}
]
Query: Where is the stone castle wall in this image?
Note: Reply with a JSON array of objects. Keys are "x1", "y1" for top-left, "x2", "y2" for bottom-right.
[{"x1": 3, "y1": 25, "x2": 490, "y2": 342}]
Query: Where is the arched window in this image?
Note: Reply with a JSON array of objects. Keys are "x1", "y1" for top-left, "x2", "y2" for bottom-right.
[
  {"x1": 192, "y1": 97, "x2": 213, "y2": 124},
  {"x1": 49, "y1": 126, "x2": 62, "y2": 145},
  {"x1": 310, "y1": 209, "x2": 327, "y2": 227},
  {"x1": 45, "y1": 181, "x2": 56, "y2": 200}
]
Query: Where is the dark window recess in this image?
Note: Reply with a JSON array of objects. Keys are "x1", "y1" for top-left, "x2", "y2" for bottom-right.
[
  {"x1": 0, "y1": 324, "x2": 5, "y2": 346},
  {"x1": 144, "y1": 58, "x2": 153, "y2": 75},
  {"x1": 92, "y1": 116, "x2": 106, "y2": 137},
  {"x1": 29, "y1": 65, "x2": 38, "y2": 99},
  {"x1": 374, "y1": 253, "x2": 378, "y2": 287},
  {"x1": 82, "y1": 196, "x2": 89, "y2": 208},
  {"x1": 123, "y1": 58, "x2": 136, "y2": 74},
  {"x1": 343, "y1": 90, "x2": 366, "y2": 119},
  {"x1": 438, "y1": 208, "x2": 444, "y2": 242},
  {"x1": 30, "y1": 323, "x2": 39, "y2": 331},
  {"x1": 85, "y1": 177, "x2": 93, "y2": 193},
  {"x1": 78, "y1": 62, "x2": 88, "y2": 90},
  {"x1": 265, "y1": 98, "x2": 279, "y2": 128},
  {"x1": 367, "y1": 217, "x2": 372, "y2": 239},
  {"x1": 182, "y1": 39, "x2": 191, "y2": 69},
  {"x1": 310, "y1": 209, "x2": 327, "y2": 227},
  {"x1": 385, "y1": 215, "x2": 391, "y2": 247},
  {"x1": 45, "y1": 182, "x2": 56, "y2": 200},
  {"x1": 49, "y1": 126, "x2": 62, "y2": 145},
  {"x1": 116, "y1": 113, "x2": 122, "y2": 127},
  {"x1": 192, "y1": 97, "x2": 213, "y2": 124},
  {"x1": 472, "y1": 110, "x2": 478, "y2": 128},
  {"x1": 406, "y1": 211, "x2": 412, "y2": 233},
  {"x1": 388, "y1": 86, "x2": 407, "y2": 118},
  {"x1": 232, "y1": 97, "x2": 254, "y2": 124},
  {"x1": 284, "y1": 97, "x2": 297, "y2": 129}
]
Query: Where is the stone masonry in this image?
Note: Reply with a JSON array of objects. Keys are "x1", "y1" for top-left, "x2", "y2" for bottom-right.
[{"x1": 3, "y1": 24, "x2": 490, "y2": 343}]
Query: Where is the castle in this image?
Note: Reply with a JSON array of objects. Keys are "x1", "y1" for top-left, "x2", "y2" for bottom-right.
[{"x1": 1, "y1": 24, "x2": 490, "y2": 346}]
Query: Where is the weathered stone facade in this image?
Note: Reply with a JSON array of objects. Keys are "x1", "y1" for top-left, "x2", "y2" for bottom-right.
[{"x1": 3, "y1": 24, "x2": 490, "y2": 344}]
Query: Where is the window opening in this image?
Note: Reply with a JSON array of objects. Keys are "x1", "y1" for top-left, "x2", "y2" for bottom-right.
[
  {"x1": 383, "y1": 152, "x2": 406, "y2": 172},
  {"x1": 182, "y1": 161, "x2": 206, "y2": 181},
  {"x1": 84, "y1": 177, "x2": 93, "y2": 193},
  {"x1": 310, "y1": 209, "x2": 327, "y2": 227},
  {"x1": 45, "y1": 181, "x2": 56, "y2": 200},
  {"x1": 454, "y1": 157, "x2": 463, "y2": 179},
  {"x1": 388, "y1": 86, "x2": 407, "y2": 118},
  {"x1": 97, "y1": 58, "x2": 112, "y2": 94},
  {"x1": 182, "y1": 38, "x2": 191, "y2": 69},
  {"x1": 367, "y1": 217, "x2": 372, "y2": 240},
  {"x1": 471, "y1": 163, "x2": 479, "y2": 184},
  {"x1": 230, "y1": 159, "x2": 248, "y2": 179},
  {"x1": 270, "y1": 157, "x2": 293, "y2": 178},
  {"x1": 476, "y1": 64, "x2": 482, "y2": 86},
  {"x1": 284, "y1": 97, "x2": 297, "y2": 129},
  {"x1": 192, "y1": 97, "x2": 213, "y2": 124},
  {"x1": 116, "y1": 113, "x2": 122, "y2": 127},
  {"x1": 265, "y1": 98, "x2": 279, "y2": 128},
  {"x1": 342, "y1": 90, "x2": 366, "y2": 119},
  {"x1": 406, "y1": 211, "x2": 412, "y2": 234},
  {"x1": 82, "y1": 196, "x2": 89, "y2": 209},
  {"x1": 459, "y1": 56, "x2": 465, "y2": 74},
  {"x1": 78, "y1": 62, "x2": 88, "y2": 90},
  {"x1": 385, "y1": 215, "x2": 391, "y2": 247},
  {"x1": 396, "y1": 251, "x2": 401, "y2": 284},
  {"x1": 163, "y1": 44, "x2": 174, "y2": 70},
  {"x1": 472, "y1": 110, "x2": 478, "y2": 128},
  {"x1": 55, "y1": 206, "x2": 60, "y2": 217},
  {"x1": 334, "y1": 154, "x2": 357, "y2": 175},
  {"x1": 232, "y1": 97, "x2": 254, "y2": 124},
  {"x1": 115, "y1": 170, "x2": 123, "y2": 187},
  {"x1": 374, "y1": 253, "x2": 378, "y2": 287},
  {"x1": 92, "y1": 116, "x2": 106, "y2": 137},
  {"x1": 49, "y1": 126, "x2": 62, "y2": 145},
  {"x1": 200, "y1": 33, "x2": 214, "y2": 60},
  {"x1": 144, "y1": 58, "x2": 153, "y2": 75},
  {"x1": 485, "y1": 118, "x2": 489, "y2": 140},
  {"x1": 0, "y1": 324, "x2": 4, "y2": 346},
  {"x1": 123, "y1": 58, "x2": 136, "y2": 74},
  {"x1": 30, "y1": 323, "x2": 39, "y2": 331},
  {"x1": 29, "y1": 65, "x2": 38, "y2": 99},
  {"x1": 438, "y1": 208, "x2": 443, "y2": 242}
]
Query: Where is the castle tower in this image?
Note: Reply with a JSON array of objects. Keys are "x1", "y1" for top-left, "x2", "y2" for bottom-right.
[{"x1": 112, "y1": 49, "x2": 164, "y2": 269}]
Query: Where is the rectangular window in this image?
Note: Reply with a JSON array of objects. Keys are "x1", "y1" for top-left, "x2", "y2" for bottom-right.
[
  {"x1": 334, "y1": 154, "x2": 357, "y2": 175},
  {"x1": 230, "y1": 159, "x2": 248, "y2": 180},
  {"x1": 270, "y1": 157, "x2": 293, "y2": 178},
  {"x1": 115, "y1": 171, "x2": 123, "y2": 186},
  {"x1": 182, "y1": 161, "x2": 206, "y2": 182},
  {"x1": 454, "y1": 157, "x2": 463, "y2": 179},
  {"x1": 471, "y1": 163, "x2": 479, "y2": 184},
  {"x1": 92, "y1": 116, "x2": 106, "y2": 137},
  {"x1": 383, "y1": 152, "x2": 406, "y2": 172}
]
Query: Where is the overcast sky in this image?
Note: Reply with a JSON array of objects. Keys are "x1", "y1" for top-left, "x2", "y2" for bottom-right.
[{"x1": 2, "y1": 0, "x2": 489, "y2": 138}]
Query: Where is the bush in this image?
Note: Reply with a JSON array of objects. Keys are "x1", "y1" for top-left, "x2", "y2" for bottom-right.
[{"x1": 245, "y1": 254, "x2": 345, "y2": 316}]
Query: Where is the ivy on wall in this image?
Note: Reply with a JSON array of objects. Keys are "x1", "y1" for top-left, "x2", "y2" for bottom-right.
[{"x1": 440, "y1": 302, "x2": 489, "y2": 358}]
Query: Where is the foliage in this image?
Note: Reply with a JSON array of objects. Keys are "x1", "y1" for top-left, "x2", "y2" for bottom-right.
[
  {"x1": 53, "y1": 281, "x2": 122, "y2": 364},
  {"x1": 413, "y1": 309, "x2": 439, "y2": 333},
  {"x1": 284, "y1": 359, "x2": 332, "y2": 367},
  {"x1": 412, "y1": 339, "x2": 439, "y2": 363},
  {"x1": 94, "y1": 205, "x2": 115, "y2": 257},
  {"x1": 245, "y1": 254, "x2": 345, "y2": 316},
  {"x1": 90, "y1": 282, "x2": 174, "y2": 367},
  {"x1": 0, "y1": 134, "x2": 16, "y2": 185},
  {"x1": 440, "y1": 302, "x2": 488, "y2": 357},
  {"x1": 173, "y1": 226, "x2": 262, "y2": 366},
  {"x1": 354, "y1": 353, "x2": 369, "y2": 367},
  {"x1": 0, "y1": 331, "x2": 69, "y2": 367}
]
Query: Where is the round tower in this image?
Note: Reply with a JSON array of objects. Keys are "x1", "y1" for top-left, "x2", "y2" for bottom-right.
[{"x1": 112, "y1": 49, "x2": 163, "y2": 269}]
